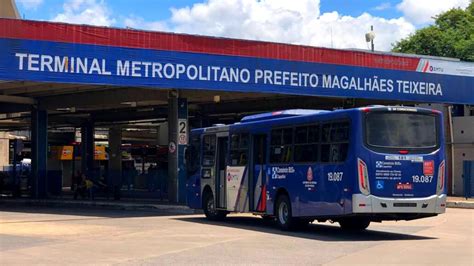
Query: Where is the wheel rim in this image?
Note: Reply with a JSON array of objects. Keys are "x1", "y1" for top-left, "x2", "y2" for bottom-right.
[{"x1": 278, "y1": 201, "x2": 288, "y2": 225}]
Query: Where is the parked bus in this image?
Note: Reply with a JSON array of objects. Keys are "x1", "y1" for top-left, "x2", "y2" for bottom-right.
[{"x1": 186, "y1": 106, "x2": 446, "y2": 231}]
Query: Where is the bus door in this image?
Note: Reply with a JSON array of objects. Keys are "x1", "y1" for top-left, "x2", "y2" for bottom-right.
[
  {"x1": 215, "y1": 136, "x2": 228, "y2": 209},
  {"x1": 250, "y1": 134, "x2": 267, "y2": 212},
  {"x1": 226, "y1": 133, "x2": 249, "y2": 212}
]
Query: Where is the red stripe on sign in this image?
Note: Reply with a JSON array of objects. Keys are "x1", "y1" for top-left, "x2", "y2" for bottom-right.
[
  {"x1": 422, "y1": 61, "x2": 430, "y2": 72},
  {"x1": 0, "y1": 18, "x2": 421, "y2": 71}
]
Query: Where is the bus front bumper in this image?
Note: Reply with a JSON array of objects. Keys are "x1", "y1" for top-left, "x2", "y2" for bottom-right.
[{"x1": 352, "y1": 194, "x2": 446, "y2": 214}]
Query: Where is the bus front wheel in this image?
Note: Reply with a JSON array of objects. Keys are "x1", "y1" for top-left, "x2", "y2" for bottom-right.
[
  {"x1": 203, "y1": 192, "x2": 227, "y2": 221},
  {"x1": 338, "y1": 218, "x2": 370, "y2": 231},
  {"x1": 275, "y1": 194, "x2": 298, "y2": 231}
]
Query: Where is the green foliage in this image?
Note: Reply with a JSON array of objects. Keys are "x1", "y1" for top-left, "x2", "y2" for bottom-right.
[{"x1": 392, "y1": 1, "x2": 474, "y2": 61}]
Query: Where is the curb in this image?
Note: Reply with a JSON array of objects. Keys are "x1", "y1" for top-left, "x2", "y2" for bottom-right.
[
  {"x1": 446, "y1": 201, "x2": 474, "y2": 209},
  {"x1": 0, "y1": 198, "x2": 201, "y2": 214}
]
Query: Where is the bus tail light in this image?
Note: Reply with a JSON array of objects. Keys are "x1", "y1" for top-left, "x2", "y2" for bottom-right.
[
  {"x1": 437, "y1": 160, "x2": 445, "y2": 195},
  {"x1": 358, "y1": 158, "x2": 370, "y2": 195}
]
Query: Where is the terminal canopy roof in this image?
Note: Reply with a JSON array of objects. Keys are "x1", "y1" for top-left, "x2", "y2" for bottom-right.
[{"x1": 0, "y1": 18, "x2": 473, "y2": 107}]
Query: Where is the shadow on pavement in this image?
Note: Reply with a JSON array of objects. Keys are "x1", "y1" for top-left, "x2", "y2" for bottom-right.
[
  {"x1": 175, "y1": 216, "x2": 437, "y2": 242},
  {"x1": 0, "y1": 205, "x2": 189, "y2": 222}
]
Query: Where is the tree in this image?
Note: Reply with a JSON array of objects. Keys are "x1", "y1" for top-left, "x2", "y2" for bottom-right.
[{"x1": 392, "y1": 1, "x2": 474, "y2": 62}]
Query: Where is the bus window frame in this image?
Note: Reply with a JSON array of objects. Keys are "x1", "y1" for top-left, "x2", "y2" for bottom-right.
[
  {"x1": 229, "y1": 132, "x2": 250, "y2": 166},
  {"x1": 293, "y1": 123, "x2": 321, "y2": 164},
  {"x1": 269, "y1": 118, "x2": 351, "y2": 165},
  {"x1": 269, "y1": 126, "x2": 295, "y2": 165},
  {"x1": 202, "y1": 134, "x2": 217, "y2": 167},
  {"x1": 363, "y1": 111, "x2": 440, "y2": 154},
  {"x1": 318, "y1": 119, "x2": 351, "y2": 165}
]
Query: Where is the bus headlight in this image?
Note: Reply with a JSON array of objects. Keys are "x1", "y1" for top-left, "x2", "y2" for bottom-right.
[
  {"x1": 358, "y1": 158, "x2": 370, "y2": 195},
  {"x1": 437, "y1": 160, "x2": 445, "y2": 195}
]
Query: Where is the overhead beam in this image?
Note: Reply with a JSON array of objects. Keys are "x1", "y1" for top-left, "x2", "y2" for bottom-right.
[
  {"x1": 0, "y1": 95, "x2": 36, "y2": 105},
  {"x1": 45, "y1": 106, "x2": 168, "y2": 126},
  {"x1": 0, "y1": 81, "x2": 39, "y2": 90},
  {"x1": 0, "y1": 103, "x2": 33, "y2": 113},
  {"x1": 92, "y1": 108, "x2": 168, "y2": 123},
  {"x1": 2, "y1": 83, "x2": 93, "y2": 96},
  {"x1": 39, "y1": 87, "x2": 169, "y2": 110}
]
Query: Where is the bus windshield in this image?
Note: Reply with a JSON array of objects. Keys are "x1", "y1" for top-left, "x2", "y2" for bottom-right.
[{"x1": 365, "y1": 112, "x2": 438, "y2": 149}]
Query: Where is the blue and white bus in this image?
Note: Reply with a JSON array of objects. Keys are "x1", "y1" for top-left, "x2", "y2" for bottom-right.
[{"x1": 185, "y1": 106, "x2": 446, "y2": 231}]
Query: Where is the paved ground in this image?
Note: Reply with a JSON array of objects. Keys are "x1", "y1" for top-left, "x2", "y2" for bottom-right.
[
  {"x1": 447, "y1": 197, "x2": 474, "y2": 209},
  {"x1": 0, "y1": 207, "x2": 472, "y2": 265}
]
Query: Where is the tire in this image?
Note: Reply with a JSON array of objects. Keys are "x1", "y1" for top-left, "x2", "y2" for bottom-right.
[
  {"x1": 339, "y1": 218, "x2": 370, "y2": 231},
  {"x1": 275, "y1": 194, "x2": 298, "y2": 231},
  {"x1": 203, "y1": 192, "x2": 227, "y2": 221}
]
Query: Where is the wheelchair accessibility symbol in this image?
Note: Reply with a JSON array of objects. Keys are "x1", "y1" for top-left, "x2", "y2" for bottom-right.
[{"x1": 376, "y1": 180, "x2": 385, "y2": 190}]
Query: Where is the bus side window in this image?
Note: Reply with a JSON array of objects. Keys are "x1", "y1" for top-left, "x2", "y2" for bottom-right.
[
  {"x1": 294, "y1": 125, "x2": 319, "y2": 163},
  {"x1": 230, "y1": 133, "x2": 249, "y2": 166},
  {"x1": 321, "y1": 124, "x2": 331, "y2": 162},
  {"x1": 202, "y1": 135, "x2": 216, "y2": 166},
  {"x1": 270, "y1": 128, "x2": 293, "y2": 164},
  {"x1": 321, "y1": 122, "x2": 349, "y2": 163}
]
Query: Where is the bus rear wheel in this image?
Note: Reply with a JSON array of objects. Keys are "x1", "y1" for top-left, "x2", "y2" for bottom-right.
[
  {"x1": 203, "y1": 192, "x2": 227, "y2": 221},
  {"x1": 275, "y1": 194, "x2": 298, "y2": 231},
  {"x1": 338, "y1": 218, "x2": 370, "y2": 231}
]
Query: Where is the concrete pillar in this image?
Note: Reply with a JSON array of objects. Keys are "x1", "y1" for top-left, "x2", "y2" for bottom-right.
[
  {"x1": 168, "y1": 91, "x2": 188, "y2": 203},
  {"x1": 444, "y1": 105, "x2": 454, "y2": 195},
  {"x1": 31, "y1": 108, "x2": 48, "y2": 198},
  {"x1": 0, "y1": 132, "x2": 9, "y2": 170},
  {"x1": 109, "y1": 126, "x2": 122, "y2": 199},
  {"x1": 177, "y1": 98, "x2": 188, "y2": 203},
  {"x1": 81, "y1": 122, "x2": 95, "y2": 179}
]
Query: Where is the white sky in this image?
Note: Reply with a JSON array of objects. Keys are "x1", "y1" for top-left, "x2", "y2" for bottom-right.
[{"x1": 18, "y1": 0, "x2": 473, "y2": 51}]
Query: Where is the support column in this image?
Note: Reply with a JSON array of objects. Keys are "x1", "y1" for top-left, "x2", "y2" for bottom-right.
[
  {"x1": 31, "y1": 108, "x2": 48, "y2": 198},
  {"x1": 168, "y1": 91, "x2": 188, "y2": 203},
  {"x1": 0, "y1": 132, "x2": 9, "y2": 172},
  {"x1": 81, "y1": 122, "x2": 95, "y2": 179},
  {"x1": 109, "y1": 126, "x2": 122, "y2": 199},
  {"x1": 177, "y1": 98, "x2": 188, "y2": 203},
  {"x1": 444, "y1": 105, "x2": 454, "y2": 195}
]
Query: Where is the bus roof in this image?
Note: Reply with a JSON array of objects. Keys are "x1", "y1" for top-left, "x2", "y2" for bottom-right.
[
  {"x1": 190, "y1": 106, "x2": 440, "y2": 134},
  {"x1": 240, "y1": 109, "x2": 329, "y2": 123}
]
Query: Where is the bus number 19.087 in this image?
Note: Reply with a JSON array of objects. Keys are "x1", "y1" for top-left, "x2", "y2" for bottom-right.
[
  {"x1": 412, "y1": 175, "x2": 434, "y2": 183},
  {"x1": 328, "y1": 172, "x2": 343, "y2": 182}
]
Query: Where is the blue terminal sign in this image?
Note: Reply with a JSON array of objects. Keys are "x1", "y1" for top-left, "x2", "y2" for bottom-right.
[{"x1": 0, "y1": 38, "x2": 473, "y2": 104}]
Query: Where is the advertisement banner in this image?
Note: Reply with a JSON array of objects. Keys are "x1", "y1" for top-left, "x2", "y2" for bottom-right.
[{"x1": 94, "y1": 145, "x2": 107, "y2": 161}]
